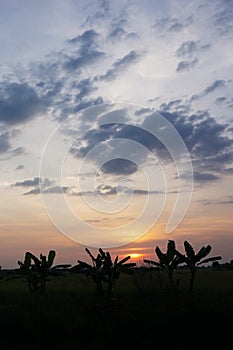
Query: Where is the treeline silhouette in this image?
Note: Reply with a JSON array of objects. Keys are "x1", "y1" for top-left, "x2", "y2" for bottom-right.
[{"x1": 0, "y1": 239, "x2": 228, "y2": 297}]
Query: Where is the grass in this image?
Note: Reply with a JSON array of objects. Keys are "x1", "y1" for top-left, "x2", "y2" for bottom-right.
[{"x1": 0, "y1": 269, "x2": 232, "y2": 349}]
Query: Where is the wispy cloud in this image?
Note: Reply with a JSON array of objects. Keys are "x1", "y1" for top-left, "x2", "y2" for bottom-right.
[{"x1": 191, "y1": 79, "x2": 228, "y2": 101}]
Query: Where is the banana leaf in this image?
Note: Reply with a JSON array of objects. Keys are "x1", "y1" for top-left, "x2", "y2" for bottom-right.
[
  {"x1": 197, "y1": 256, "x2": 222, "y2": 265},
  {"x1": 184, "y1": 241, "x2": 195, "y2": 259}
]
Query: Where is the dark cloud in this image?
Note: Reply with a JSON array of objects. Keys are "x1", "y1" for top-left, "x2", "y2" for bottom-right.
[
  {"x1": 222, "y1": 167, "x2": 233, "y2": 175},
  {"x1": 97, "y1": 184, "x2": 159, "y2": 196},
  {"x1": 69, "y1": 106, "x2": 233, "y2": 184},
  {"x1": 159, "y1": 99, "x2": 191, "y2": 115},
  {"x1": 75, "y1": 97, "x2": 105, "y2": 112},
  {"x1": 97, "y1": 50, "x2": 141, "y2": 81},
  {"x1": 176, "y1": 40, "x2": 198, "y2": 58},
  {"x1": 200, "y1": 195, "x2": 233, "y2": 205},
  {"x1": 13, "y1": 177, "x2": 40, "y2": 187},
  {"x1": 0, "y1": 131, "x2": 12, "y2": 153},
  {"x1": 193, "y1": 172, "x2": 220, "y2": 183},
  {"x1": 67, "y1": 29, "x2": 98, "y2": 46},
  {"x1": 70, "y1": 122, "x2": 164, "y2": 161},
  {"x1": 134, "y1": 107, "x2": 152, "y2": 116},
  {"x1": 215, "y1": 0, "x2": 233, "y2": 35},
  {"x1": 0, "y1": 128, "x2": 26, "y2": 159},
  {"x1": 176, "y1": 58, "x2": 198, "y2": 72},
  {"x1": 108, "y1": 26, "x2": 126, "y2": 40},
  {"x1": 191, "y1": 79, "x2": 227, "y2": 101},
  {"x1": 154, "y1": 16, "x2": 193, "y2": 33},
  {"x1": 0, "y1": 82, "x2": 47, "y2": 125},
  {"x1": 176, "y1": 40, "x2": 210, "y2": 59},
  {"x1": 107, "y1": 26, "x2": 138, "y2": 41},
  {"x1": 23, "y1": 188, "x2": 40, "y2": 195},
  {"x1": 219, "y1": 200, "x2": 233, "y2": 204},
  {"x1": 74, "y1": 78, "x2": 97, "y2": 100},
  {"x1": 215, "y1": 96, "x2": 227, "y2": 104},
  {"x1": 23, "y1": 185, "x2": 70, "y2": 196},
  {"x1": 64, "y1": 29, "x2": 105, "y2": 71},
  {"x1": 203, "y1": 79, "x2": 227, "y2": 94},
  {"x1": 15, "y1": 164, "x2": 24, "y2": 170},
  {"x1": 12, "y1": 177, "x2": 69, "y2": 195},
  {"x1": 64, "y1": 50, "x2": 105, "y2": 72},
  {"x1": 100, "y1": 158, "x2": 138, "y2": 175},
  {"x1": 11, "y1": 147, "x2": 25, "y2": 157}
]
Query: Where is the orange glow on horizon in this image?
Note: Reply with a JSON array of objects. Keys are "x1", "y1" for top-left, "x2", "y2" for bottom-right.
[{"x1": 130, "y1": 253, "x2": 142, "y2": 259}]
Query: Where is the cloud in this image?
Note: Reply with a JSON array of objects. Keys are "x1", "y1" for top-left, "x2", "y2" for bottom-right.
[
  {"x1": 176, "y1": 40, "x2": 199, "y2": 58},
  {"x1": 176, "y1": 40, "x2": 210, "y2": 59},
  {"x1": 0, "y1": 128, "x2": 25, "y2": 160},
  {"x1": 200, "y1": 195, "x2": 233, "y2": 205},
  {"x1": 134, "y1": 107, "x2": 152, "y2": 116},
  {"x1": 64, "y1": 29, "x2": 105, "y2": 71},
  {"x1": 215, "y1": 96, "x2": 227, "y2": 104},
  {"x1": 108, "y1": 26, "x2": 126, "y2": 40},
  {"x1": 69, "y1": 106, "x2": 233, "y2": 184},
  {"x1": 97, "y1": 50, "x2": 141, "y2": 81},
  {"x1": 15, "y1": 164, "x2": 24, "y2": 171},
  {"x1": 100, "y1": 158, "x2": 138, "y2": 175},
  {"x1": 70, "y1": 121, "x2": 166, "y2": 168},
  {"x1": 203, "y1": 79, "x2": 227, "y2": 94},
  {"x1": 154, "y1": 15, "x2": 193, "y2": 33},
  {"x1": 13, "y1": 177, "x2": 41, "y2": 187},
  {"x1": 0, "y1": 82, "x2": 47, "y2": 125},
  {"x1": 97, "y1": 184, "x2": 118, "y2": 195},
  {"x1": 11, "y1": 147, "x2": 25, "y2": 157},
  {"x1": 11, "y1": 176, "x2": 70, "y2": 195},
  {"x1": 191, "y1": 79, "x2": 228, "y2": 100},
  {"x1": 214, "y1": 0, "x2": 233, "y2": 35},
  {"x1": 193, "y1": 172, "x2": 220, "y2": 183},
  {"x1": 67, "y1": 29, "x2": 98, "y2": 46},
  {"x1": 176, "y1": 58, "x2": 198, "y2": 72},
  {"x1": 159, "y1": 99, "x2": 191, "y2": 115},
  {"x1": 107, "y1": 26, "x2": 138, "y2": 41},
  {"x1": 0, "y1": 130, "x2": 12, "y2": 153},
  {"x1": 24, "y1": 185, "x2": 70, "y2": 196}
]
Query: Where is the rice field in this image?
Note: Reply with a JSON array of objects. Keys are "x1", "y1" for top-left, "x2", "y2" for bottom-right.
[{"x1": 0, "y1": 269, "x2": 232, "y2": 349}]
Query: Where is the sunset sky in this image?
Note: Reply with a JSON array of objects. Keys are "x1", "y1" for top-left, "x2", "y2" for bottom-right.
[{"x1": 0, "y1": 0, "x2": 233, "y2": 268}]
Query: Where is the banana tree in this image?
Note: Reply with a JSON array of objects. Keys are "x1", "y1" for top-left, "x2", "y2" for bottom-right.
[
  {"x1": 144, "y1": 240, "x2": 182, "y2": 288},
  {"x1": 176, "y1": 241, "x2": 222, "y2": 292},
  {"x1": 72, "y1": 248, "x2": 136, "y2": 298},
  {"x1": 18, "y1": 250, "x2": 56, "y2": 293},
  {"x1": 77, "y1": 248, "x2": 105, "y2": 297},
  {"x1": 100, "y1": 250, "x2": 136, "y2": 298}
]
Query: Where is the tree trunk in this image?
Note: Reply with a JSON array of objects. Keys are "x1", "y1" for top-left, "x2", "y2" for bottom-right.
[
  {"x1": 96, "y1": 280, "x2": 104, "y2": 297},
  {"x1": 189, "y1": 269, "x2": 196, "y2": 293},
  {"x1": 168, "y1": 270, "x2": 175, "y2": 288}
]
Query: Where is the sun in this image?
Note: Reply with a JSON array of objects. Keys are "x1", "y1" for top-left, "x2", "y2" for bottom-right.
[{"x1": 130, "y1": 253, "x2": 142, "y2": 259}]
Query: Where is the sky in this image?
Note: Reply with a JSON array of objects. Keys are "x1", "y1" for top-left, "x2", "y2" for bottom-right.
[{"x1": 0, "y1": 0, "x2": 233, "y2": 268}]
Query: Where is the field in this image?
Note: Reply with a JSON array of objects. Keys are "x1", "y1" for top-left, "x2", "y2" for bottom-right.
[{"x1": 0, "y1": 269, "x2": 233, "y2": 349}]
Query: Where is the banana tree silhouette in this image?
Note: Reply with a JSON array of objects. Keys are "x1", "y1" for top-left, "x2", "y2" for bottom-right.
[
  {"x1": 100, "y1": 250, "x2": 136, "y2": 298},
  {"x1": 73, "y1": 248, "x2": 105, "y2": 297},
  {"x1": 72, "y1": 248, "x2": 136, "y2": 298},
  {"x1": 144, "y1": 240, "x2": 182, "y2": 288},
  {"x1": 18, "y1": 250, "x2": 56, "y2": 293},
  {"x1": 176, "y1": 241, "x2": 222, "y2": 292}
]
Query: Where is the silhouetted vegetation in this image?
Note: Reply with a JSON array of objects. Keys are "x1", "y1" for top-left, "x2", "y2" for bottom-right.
[
  {"x1": 18, "y1": 250, "x2": 56, "y2": 293},
  {"x1": 0, "y1": 241, "x2": 232, "y2": 348},
  {"x1": 175, "y1": 241, "x2": 222, "y2": 292},
  {"x1": 144, "y1": 240, "x2": 222, "y2": 293},
  {"x1": 144, "y1": 240, "x2": 182, "y2": 288},
  {"x1": 71, "y1": 248, "x2": 136, "y2": 298}
]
